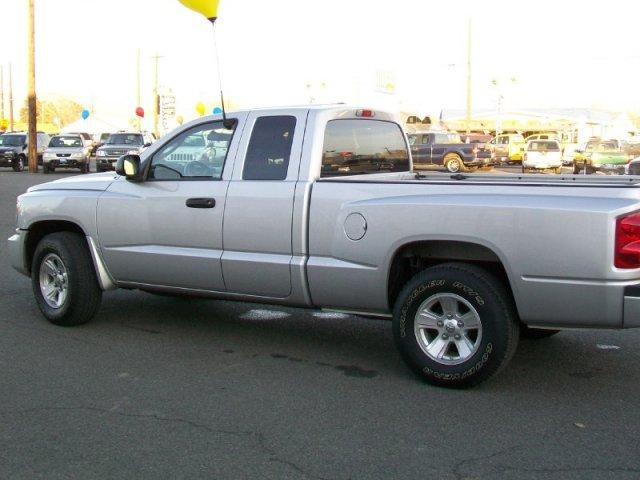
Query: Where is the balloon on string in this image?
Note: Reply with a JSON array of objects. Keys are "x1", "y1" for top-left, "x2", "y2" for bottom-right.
[
  {"x1": 135, "y1": 107, "x2": 145, "y2": 118},
  {"x1": 81, "y1": 109, "x2": 90, "y2": 120},
  {"x1": 196, "y1": 102, "x2": 206, "y2": 116},
  {"x1": 212, "y1": 107, "x2": 223, "y2": 115},
  {"x1": 178, "y1": 0, "x2": 220, "y2": 23}
]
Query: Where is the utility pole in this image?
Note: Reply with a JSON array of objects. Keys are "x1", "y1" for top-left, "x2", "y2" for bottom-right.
[
  {"x1": 151, "y1": 53, "x2": 163, "y2": 138},
  {"x1": 465, "y1": 19, "x2": 472, "y2": 135},
  {"x1": 9, "y1": 63, "x2": 14, "y2": 132},
  {"x1": 1, "y1": 65, "x2": 4, "y2": 122},
  {"x1": 27, "y1": 0, "x2": 38, "y2": 173},
  {"x1": 136, "y1": 49, "x2": 141, "y2": 132}
]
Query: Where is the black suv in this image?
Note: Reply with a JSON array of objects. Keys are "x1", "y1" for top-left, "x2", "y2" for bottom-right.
[{"x1": 0, "y1": 132, "x2": 51, "y2": 171}]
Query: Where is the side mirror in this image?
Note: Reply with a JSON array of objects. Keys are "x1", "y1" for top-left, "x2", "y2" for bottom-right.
[
  {"x1": 115, "y1": 154, "x2": 143, "y2": 182},
  {"x1": 143, "y1": 142, "x2": 152, "y2": 148}
]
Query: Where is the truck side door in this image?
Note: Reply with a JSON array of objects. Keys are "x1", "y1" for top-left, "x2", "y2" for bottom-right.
[
  {"x1": 96, "y1": 116, "x2": 246, "y2": 290},
  {"x1": 221, "y1": 110, "x2": 307, "y2": 298},
  {"x1": 410, "y1": 134, "x2": 432, "y2": 166},
  {"x1": 431, "y1": 133, "x2": 449, "y2": 166}
]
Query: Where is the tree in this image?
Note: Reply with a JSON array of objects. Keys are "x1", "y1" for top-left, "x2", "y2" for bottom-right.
[{"x1": 19, "y1": 96, "x2": 84, "y2": 128}]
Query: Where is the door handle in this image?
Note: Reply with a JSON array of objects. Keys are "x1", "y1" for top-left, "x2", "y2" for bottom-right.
[{"x1": 186, "y1": 197, "x2": 216, "y2": 209}]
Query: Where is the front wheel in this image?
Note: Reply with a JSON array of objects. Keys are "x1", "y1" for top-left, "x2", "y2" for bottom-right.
[
  {"x1": 392, "y1": 263, "x2": 519, "y2": 388},
  {"x1": 31, "y1": 232, "x2": 102, "y2": 326},
  {"x1": 12, "y1": 155, "x2": 25, "y2": 172}
]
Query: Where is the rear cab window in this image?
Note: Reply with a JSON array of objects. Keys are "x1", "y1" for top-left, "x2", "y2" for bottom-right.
[
  {"x1": 321, "y1": 119, "x2": 410, "y2": 177},
  {"x1": 243, "y1": 116, "x2": 296, "y2": 181}
]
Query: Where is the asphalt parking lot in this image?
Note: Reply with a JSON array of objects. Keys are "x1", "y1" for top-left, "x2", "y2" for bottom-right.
[{"x1": 1, "y1": 170, "x2": 640, "y2": 480}]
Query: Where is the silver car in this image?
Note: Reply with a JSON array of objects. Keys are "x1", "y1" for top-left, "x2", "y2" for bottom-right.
[{"x1": 43, "y1": 135, "x2": 91, "y2": 173}]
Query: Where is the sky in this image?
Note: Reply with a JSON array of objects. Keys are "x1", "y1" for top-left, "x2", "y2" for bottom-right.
[{"x1": 2, "y1": 0, "x2": 640, "y2": 130}]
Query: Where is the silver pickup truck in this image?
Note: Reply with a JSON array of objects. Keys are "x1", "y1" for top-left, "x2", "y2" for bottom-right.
[{"x1": 8, "y1": 106, "x2": 640, "y2": 388}]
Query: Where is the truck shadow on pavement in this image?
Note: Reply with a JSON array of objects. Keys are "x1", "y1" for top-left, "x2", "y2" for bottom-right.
[{"x1": 92, "y1": 290, "x2": 639, "y2": 394}]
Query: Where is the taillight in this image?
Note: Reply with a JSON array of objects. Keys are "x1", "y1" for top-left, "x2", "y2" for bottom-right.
[
  {"x1": 615, "y1": 212, "x2": 640, "y2": 268},
  {"x1": 356, "y1": 109, "x2": 375, "y2": 118}
]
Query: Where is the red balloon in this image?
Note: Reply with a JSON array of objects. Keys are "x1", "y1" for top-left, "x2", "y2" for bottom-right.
[{"x1": 135, "y1": 107, "x2": 145, "y2": 118}]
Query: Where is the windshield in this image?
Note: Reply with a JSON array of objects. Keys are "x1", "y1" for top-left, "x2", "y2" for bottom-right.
[
  {"x1": 49, "y1": 136, "x2": 83, "y2": 148},
  {"x1": 106, "y1": 134, "x2": 143, "y2": 146},
  {"x1": 0, "y1": 135, "x2": 26, "y2": 147},
  {"x1": 528, "y1": 141, "x2": 560, "y2": 152}
]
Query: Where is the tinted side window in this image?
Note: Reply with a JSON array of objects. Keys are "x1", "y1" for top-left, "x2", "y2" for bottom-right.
[
  {"x1": 243, "y1": 116, "x2": 296, "y2": 181},
  {"x1": 321, "y1": 119, "x2": 410, "y2": 177}
]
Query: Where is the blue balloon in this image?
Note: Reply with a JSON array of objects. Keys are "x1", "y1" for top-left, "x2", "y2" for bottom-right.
[
  {"x1": 213, "y1": 107, "x2": 223, "y2": 115},
  {"x1": 81, "y1": 109, "x2": 90, "y2": 120}
]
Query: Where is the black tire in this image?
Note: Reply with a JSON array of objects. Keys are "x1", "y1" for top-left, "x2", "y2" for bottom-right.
[
  {"x1": 444, "y1": 153, "x2": 465, "y2": 173},
  {"x1": 392, "y1": 262, "x2": 519, "y2": 388},
  {"x1": 96, "y1": 164, "x2": 104, "y2": 173},
  {"x1": 12, "y1": 155, "x2": 26, "y2": 172},
  {"x1": 521, "y1": 325, "x2": 560, "y2": 339},
  {"x1": 42, "y1": 164, "x2": 50, "y2": 174},
  {"x1": 31, "y1": 232, "x2": 102, "y2": 327},
  {"x1": 81, "y1": 163, "x2": 89, "y2": 174}
]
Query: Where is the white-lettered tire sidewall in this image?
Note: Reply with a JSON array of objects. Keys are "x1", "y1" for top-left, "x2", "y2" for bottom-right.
[{"x1": 393, "y1": 265, "x2": 515, "y2": 387}]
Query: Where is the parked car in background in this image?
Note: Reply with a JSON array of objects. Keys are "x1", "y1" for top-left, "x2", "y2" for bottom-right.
[
  {"x1": 625, "y1": 156, "x2": 640, "y2": 175},
  {"x1": 522, "y1": 140, "x2": 562, "y2": 174},
  {"x1": 0, "y1": 132, "x2": 50, "y2": 171},
  {"x1": 524, "y1": 133, "x2": 559, "y2": 143},
  {"x1": 573, "y1": 140, "x2": 628, "y2": 174},
  {"x1": 408, "y1": 132, "x2": 491, "y2": 173},
  {"x1": 488, "y1": 134, "x2": 526, "y2": 163},
  {"x1": 95, "y1": 132, "x2": 155, "y2": 172},
  {"x1": 43, "y1": 135, "x2": 91, "y2": 174}
]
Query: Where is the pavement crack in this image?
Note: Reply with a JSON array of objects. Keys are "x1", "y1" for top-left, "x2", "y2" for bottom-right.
[{"x1": 0, "y1": 406, "x2": 342, "y2": 480}]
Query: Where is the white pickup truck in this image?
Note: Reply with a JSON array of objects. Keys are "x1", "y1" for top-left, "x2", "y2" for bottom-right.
[{"x1": 8, "y1": 105, "x2": 640, "y2": 387}]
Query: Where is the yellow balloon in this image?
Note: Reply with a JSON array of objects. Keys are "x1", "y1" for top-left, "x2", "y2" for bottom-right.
[
  {"x1": 196, "y1": 102, "x2": 206, "y2": 116},
  {"x1": 178, "y1": 0, "x2": 220, "y2": 21}
]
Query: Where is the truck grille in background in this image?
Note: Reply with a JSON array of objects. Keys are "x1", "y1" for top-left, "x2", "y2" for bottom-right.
[
  {"x1": 168, "y1": 153, "x2": 197, "y2": 162},
  {"x1": 58, "y1": 154, "x2": 71, "y2": 158},
  {"x1": 107, "y1": 150, "x2": 127, "y2": 156}
]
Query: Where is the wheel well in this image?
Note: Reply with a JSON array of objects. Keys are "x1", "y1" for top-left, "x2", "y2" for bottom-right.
[
  {"x1": 387, "y1": 240, "x2": 514, "y2": 310},
  {"x1": 24, "y1": 221, "x2": 86, "y2": 274}
]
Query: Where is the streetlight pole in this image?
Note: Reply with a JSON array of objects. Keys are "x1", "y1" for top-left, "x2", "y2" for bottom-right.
[
  {"x1": 8, "y1": 63, "x2": 14, "y2": 132},
  {"x1": 136, "y1": 48, "x2": 141, "y2": 132},
  {"x1": 27, "y1": 0, "x2": 38, "y2": 173},
  {"x1": 151, "y1": 53, "x2": 162, "y2": 138}
]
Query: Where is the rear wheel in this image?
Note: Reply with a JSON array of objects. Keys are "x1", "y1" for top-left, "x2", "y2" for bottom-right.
[
  {"x1": 42, "y1": 163, "x2": 50, "y2": 174},
  {"x1": 31, "y1": 232, "x2": 102, "y2": 327},
  {"x1": 392, "y1": 262, "x2": 519, "y2": 388},
  {"x1": 444, "y1": 153, "x2": 464, "y2": 173}
]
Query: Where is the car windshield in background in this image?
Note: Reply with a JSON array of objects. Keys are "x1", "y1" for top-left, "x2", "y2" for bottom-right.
[
  {"x1": 106, "y1": 134, "x2": 143, "y2": 146},
  {"x1": 49, "y1": 136, "x2": 83, "y2": 148},
  {"x1": 0, "y1": 135, "x2": 26, "y2": 147},
  {"x1": 528, "y1": 141, "x2": 560, "y2": 152}
]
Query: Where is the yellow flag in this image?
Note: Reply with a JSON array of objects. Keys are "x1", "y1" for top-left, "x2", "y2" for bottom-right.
[{"x1": 178, "y1": 0, "x2": 220, "y2": 22}]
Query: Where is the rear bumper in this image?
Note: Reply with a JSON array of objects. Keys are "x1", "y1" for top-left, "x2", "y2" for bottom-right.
[
  {"x1": 623, "y1": 286, "x2": 640, "y2": 328},
  {"x1": 8, "y1": 229, "x2": 28, "y2": 276}
]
